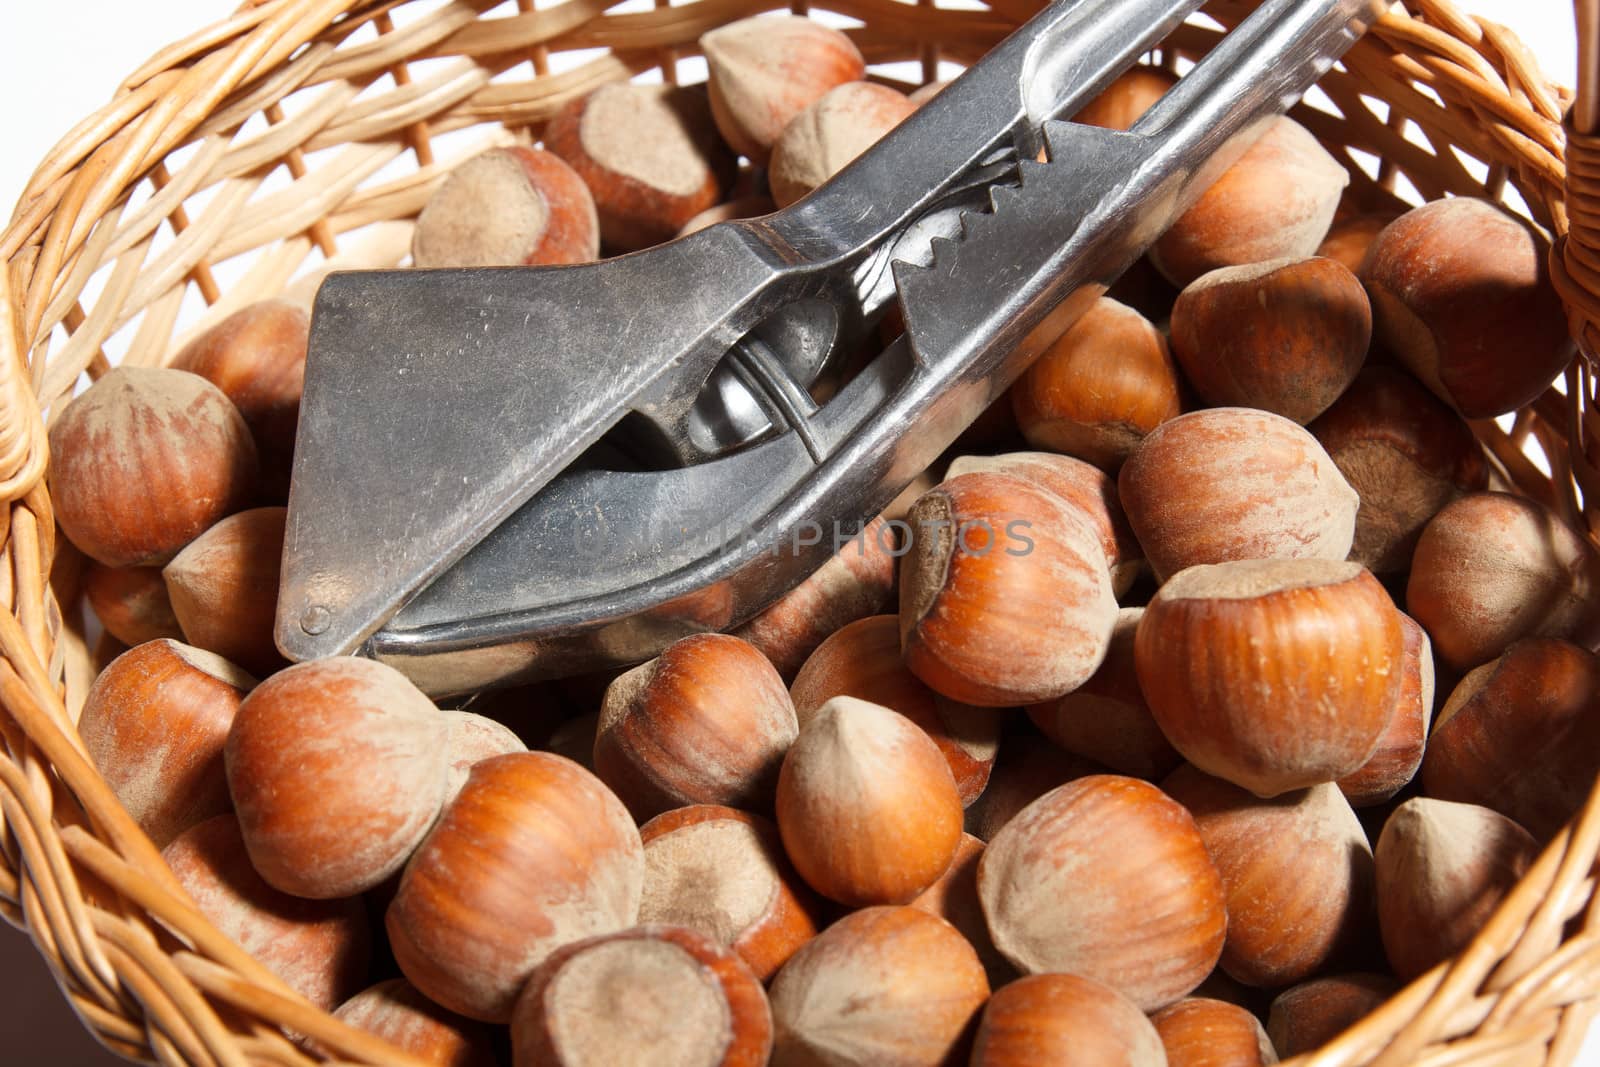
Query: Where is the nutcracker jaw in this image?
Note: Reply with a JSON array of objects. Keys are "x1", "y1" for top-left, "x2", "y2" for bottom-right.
[{"x1": 276, "y1": 0, "x2": 1379, "y2": 696}]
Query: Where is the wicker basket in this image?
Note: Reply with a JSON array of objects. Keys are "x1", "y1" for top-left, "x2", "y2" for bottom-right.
[{"x1": 1, "y1": 0, "x2": 1597, "y2": 1063}]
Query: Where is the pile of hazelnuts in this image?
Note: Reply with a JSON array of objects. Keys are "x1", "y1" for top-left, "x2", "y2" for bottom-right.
[{"x1": 41, "y1": 12, "x2": 1600, "y2": 1067}]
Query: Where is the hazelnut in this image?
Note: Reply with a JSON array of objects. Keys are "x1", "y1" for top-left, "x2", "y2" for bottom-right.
[
  {"x1": 1118, "y1": 407, "x2": 1358, "y2": 581},
  {"x1": 511, "y1": 925, "x2": 772, "y2": 1067},
  {"x1": 790, "y1": 614, "x2": 999, "y2": 806},
  {"x1": 1375, "y1": 797, "x2": 1539, "y2": 979},
  {"x1": 972, "y1": 973, "x2": 1164, "y2": 1067},
  {"x1": 700, "y1": 15, "x2": 865, "y2": 165},
  {"x1": 594, "y1": 633, "x2": 798, "y2": 820},
  {"x1": 963, "y1": 740, "x2": 1101, "y2": 843},
  {"x1": 909, "y1": 832, "x2": 1011, "y2": 985},
  {"x1": 1308, "y1": 365, "x2": 1488, "y2": 574},
  {"x1": 1266, "y1": 973, "x2": 1396, "y2": 1058},
  {"x1": 79, "y1": 639, "x2": 253, "y2": 848},
  {"x1": 1151, "y1": 997, "x2": 1277, "y2": 1067},
  {"x1": 1421, "y1": 638, "x2": 1600, "y2": 840},
  {"x1": 900, "y1": 471, "x2": 1117, "y2": 705},
  {"x1": 442, "y1": 710, "x2": 526, "y2": 801},
  {"x1": 387, "y1": 752, "x2": 644, "y2": 1022},
  {"x1": 1008, "y1": 296, "x2": 1182, "y2": 471},
  {"x1": 1074, "y1": 65, "x2": 1177, "y2": 130},
  {"x1": 1337, "y1": 612, "x2": 1435, "y2": 807},
  {"x1": 333, "y1": 979, "x2": 497, "y2": 1067},
  {"x1": 170, "y1": 299, "x2": 308, "y2": 500},
  {"x1": 412, "y1": 146, "x2": 598, "y2": 268},
  {"x1": 638, "y1": 805, "x2": 823, "y2": 980},
  {"x1": 1027, "y1": 608, "x2": 1181, "y2": 780},
  {"x1": 1170, "y1": 256, "x2": 1370, "y2": 424},
  {"x1": 769, "y1": 905, "x2": 989, "y2": 1067},
  {"x1": 1163, "y1": 766, "x2": 1376, "y2": 987},
  {"x1": 544, "y1": 83, "x2": 735, "y2": 251},
  {"x1": 225, "y1": 657, "x2": 449, "y2": 898},
  {"x1": 47, "y1": 366, "x2": 258, "y2": 567},
  {"x1": 776, "y1": 696, "x2": 962, "y2": 905},
  {"x1": 163, "y1": 815, "x2": 368, "y2": 1010},
  {"x1": 1138, "y1": 559, "x2": 1403, "y2": 797},
  {"x1": 945, "y1": 451, "x2": 1145, "y2": 596},
  {"x1": 1359, "y1": 197, "x2": 1573, "y2": 417},
  {"x1": 1406, "y1": 492, "x2": 1600, "y2": 671},
  {"x1": 769, "y1": 81, "x2": 916, "y2": 207},
  {"x1": 83, "y1": 562, "x2": 183, "y2": 647},
  {"x1": 1151, "y1": 116, "x2": 1348, "y2": 286},
  {"x1": 733, "y1": 515, "x2": 896, "y2": 678},
  {"x1": 1316, "y1": 210, "x2": 1398, "y2": 272},
  {"x1": 977, "y1": 775, "x2": 1226, "y2": 1010},
  {"x1": 676, "y1": 194, "x2": 776, "y2": 238},
  {"x1": 162, "y1": 506, "x2": 285, "y2": 677}
]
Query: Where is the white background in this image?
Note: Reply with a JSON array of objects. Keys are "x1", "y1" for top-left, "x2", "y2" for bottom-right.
[{"x1": 0, "y1": 1, "x2": 1590, "y2": 1064}]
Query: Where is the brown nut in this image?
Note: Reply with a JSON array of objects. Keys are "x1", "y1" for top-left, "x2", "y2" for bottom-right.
[
  {"x1": 977, "y1": 775, "x2": 1226, "y2": 1011},
  {"x1": 638, "y1": 805, "x2": 823, "y2": 981},
  {"x1": 963, "y1": 740, "x2": 1101, "y2": 843},
  {"x1": 945, "y1": 451, "x2": 1145, "y2": 596},
  {"x1": 544, "y1": 83, "x2": 735, "y2": 251},
  {"x1": 1170, "y1": 256, "x2": 1370, "y2": 424},
  {"x1": 48, "y1": 366, "x2": 258, "y2": 568},
  {"x1": 594, "y1": 633, "x2": 798, "y2": 820},
  {"x1": 900, "y1": 471, "x2": 1118, "y2": 705},
  {"x1": 164, "y1": 815, "x2": 368, "y2": 1010},
  {"x1": 733, "y1": 515, "x2": 897, "y2": 678},
  {"x1": 1316, "y1": 210, "x2": 1398, "y2": 272},
  {"x1": 225, "y1": 657, "x2": 449, "y2": 898},
  {"x1": 1027, "y1": 608, "x2": 1181, "y2": 780},
  {"x1": 972, "y1": 973, "x2": 1165, "y2": 1067},
  {"x1": 1009, "y1": 296, "x2": 1183, "y2": 472},
  {"x1": 442, "y1": 710, "x2": 526, "y2": 802},
  {"x1": 1152, "y1": 997, "x2": 1278, "y2": 1067},
  {"x1": 701, "y1": 15, "x2": 865, "y2": 165},
  {"x1": 163, "y1": 506, "x2": 285, "y2": 677},
  {"x1": 1118, "y1": 407, "x2": 1358, "y2": 581},
  {"x1": 510, "y1": 924, "x2": 772, "y2": 1067},
  {"x1": 1337, "y1": 612, "x2": 1435, "y2": 807},
  {"x1": 387, "y1": 752, "x2": 644, "y2": 1022},
  {"x1": 1138, "y1": 559, "x2": 1403, "y2": 798},
  {"x1": 1375, "y1": 797, "x2": 1539, "y2": 979},
  {"x1": 1266, "y1": 974, "x2": 1396, "y2": 1058},
  {"x1": 769, "y1": 81, "x2": 916, "y2": 207},
  {"x1": 1163, "y1": 766, "x2": 1376, "y2": 988},
  {"x1": 1421, "y1": 638, "x2": 1600, "y2": 840},
  {"x1": 1151, "y1": 116, "x2": 1348, "y2": 286},
  {"x1": 1074, "y1": 66, "x2": 1177, "y2": 130},
  {"x1": 791, "y1": 614, "x2": 999, "y2": 806},
  {"x1": 909, "y1": 832, "x2": 1011, "y2": 986},
  {"x1": 1308, "y1": 365, "x2": 1488, "y2": 574},
  {"x1": 1406, "y1": 492, "x2": 1600, "y2": 672},
  {"x1": 776, "y1": 696, "x2": 962, "y2": 906},
  {"x1": 769, "y1": 905, "x2": 989, "y2": 1067},
  {"x1": 171, "y1": 299, "x2": 308, "y2": 500},
  {"x1": 79, "y1": 639, "x2": 253, "y2": 848},
  {"x1": 333, "y1": 979, "x2": 497, "y2": 1067},
  {"x1": 1359, "y1": 197, "x2": 1573, "y2": 418},
  {"x1": 412, "y1": 146, "x2": 599, "y2": 268},
  {"x1": 676, "y1": 195, "x2": 777, "y2": 238},
  {"x1": 83, "y1": 563, "x2": 183, "y2": 649}
]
